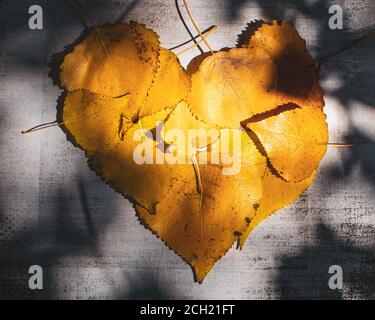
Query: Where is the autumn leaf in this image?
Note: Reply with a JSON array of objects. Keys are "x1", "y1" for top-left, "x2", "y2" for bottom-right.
[
  {"x1": 62, "y1": 90, "x2": 189, "y2": 213},
  {"x1": 242, "y1": 104, "x2": 328, "y2": 182},
  {"x1": 161, "y1": 101, "x2": 219, "y2": 159},
  {"x1": 52, "y1": 18, "x2": 329, "y2": 283},
  {"x1": 187, "y1": 21, "x2": 324, "y2": 128},
  {"x1": 244, "y1": 21, "x2": 324, "y2": 109},
  {"x1": 61, "y1": 22, "x2": 159, "y2": 115},
  {"x1": 140, "y1": 48, "x2": 191, "y2": 118},
  {"x1": 136, "y1": 130, "x2": 266, "y2": 283},
  {"x1": 63, "y1": 91, "x2": 269, "y2": 283},
  {"x1": 61, "y1": 22, "x2": 190, "y2": 120},
  {"x1": 60, "y1": 22, "x2": 192, "y2": 212},
  {"x1": 239, "y1": 171, "x2": 315, "y2": 249}
]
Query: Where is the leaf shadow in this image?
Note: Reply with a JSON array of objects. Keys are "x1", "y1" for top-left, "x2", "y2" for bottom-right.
[
  {"x1": 276, "y1": 223, "x2": 375, "y2": 299},
  {"x1": 0, "y1": 177, "x2": 116, "y2": 299},
  {"x1": 48, "y1": 27, "x2": 91, "y2": 89},
  {"x1": 115, "y1": 0, "x2": 141, "y2": 24},
  {"x1": 115, "y1": 271, "x2": 173, "y2": 300}
]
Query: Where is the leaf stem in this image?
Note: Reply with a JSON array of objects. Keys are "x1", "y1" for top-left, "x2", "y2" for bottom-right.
[
  {"x1": 168, "y1": 25, "x2": 217, "y2": 51},
  {"x1": 327, "y1": 142, "x2": 367, "y2": 148},
  {"x1": 21, "y1": 120, "x2": 61, "y2": 135},
  {"x1": 182, "y1": 0, "x2": 214, "y2": 54},
  {"x1": 191, "y1": 152, "x2": 204, "y2": 239},
  {"x1": 21, "y1": 109, "x2": 102, "y2": 135},
  {"x1": 176, "y1": 26, "x2": 217, "y2": 56},
  {"x1": 137, "y1": 119, "x2": 148, "y2": 150}
]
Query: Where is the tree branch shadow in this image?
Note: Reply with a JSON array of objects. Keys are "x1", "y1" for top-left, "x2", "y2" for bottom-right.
[
  {"x1": 276, "y1": 223, "x2": 375, "y2": 299},
  {"x1": 0, "y1": 178, "x2": 115, "y2": 299}
]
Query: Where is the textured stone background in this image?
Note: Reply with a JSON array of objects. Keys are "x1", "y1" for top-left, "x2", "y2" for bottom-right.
[{"x1": 0, "y1": 0, "x2": 374, "y2": 300}]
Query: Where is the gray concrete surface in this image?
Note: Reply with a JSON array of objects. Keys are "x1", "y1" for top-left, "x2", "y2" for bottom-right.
[{"x1": 0, "y1": 0, "x2": 374, "y2": 299}]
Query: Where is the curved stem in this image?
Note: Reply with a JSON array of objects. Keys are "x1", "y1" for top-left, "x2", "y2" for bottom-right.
[
  {"x1": 21, "y1": 109, "x2": 102, "y2": 135},
  {"x1": 191, "y1": 152, "x2": 204, "y2": 239},
  {"x1": 176, "y1": 26, "x2": 217, "y2": 56},
  {"x1": 168, "y1": 25, "x2": 217, "y2": 51},
  {"x1": 175, "y1": 0, "x2": 204, "y2": 54},
  {"x1": 21, "y1": 120, "x2": 61, "y2": 135},
  {"x1": 182, "y1": 0, "x2": 214, "y2": 54}
]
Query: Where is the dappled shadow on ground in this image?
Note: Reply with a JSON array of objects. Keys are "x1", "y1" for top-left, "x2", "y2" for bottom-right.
[
  {"x1": 225, "y1": 0, "x2": 375, "y2": 300},
  {"x1": 276, "y1": 224, "x2": 375, "y2": 299},
  {"x1": 0, "y1": 0, "x2": 374, "y2": 299},
  {"x1": 115, "y1": 271, "x2": 173, "y2": 300},
  {"x1": 0, "y1": 178, "x2": 115, "y2": 299}
]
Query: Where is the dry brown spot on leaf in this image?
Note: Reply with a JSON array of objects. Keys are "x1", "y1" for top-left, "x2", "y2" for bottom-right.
[{"x1": 239, "y1": 169, "x2": 315, "y2": 248}]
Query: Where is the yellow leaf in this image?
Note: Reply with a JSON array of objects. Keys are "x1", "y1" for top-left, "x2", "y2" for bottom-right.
[
  {"x1": 239, "y1": 169, "x2": 316, "y2": 248},
  {"x1": 187, "y1": 20, "x2": 324, "y2": 128},
  {"x1": 161, "y1": 101, "x2": 219, "y2": 159},
  {"x1": 140, "y1": 48, "x2": 191, "y2": 118},
  {"x1": 136, "y1": 132, "x2": 266, "y2": 283},
  {"x1": 62, "y1": 90, "x2": 189, "y2": 213},
  {"x1": 56, "y1": 19, "x2": 329, "y2": 283},
  {"x1": 61, "y1": 22, "x2": 160, "y2": 117},
  {"x1": 245, "y1": 106, "x2": 328, "y2": 182},
  {"x1": 246, "y1": 20, "x2": 324, "y2": 109},
  {"x1": 62, "y1": 90, "x2": 132, "y2": 155},
  {"x1": 188, "y1": 47, "x2": 276, "y2": 128}
]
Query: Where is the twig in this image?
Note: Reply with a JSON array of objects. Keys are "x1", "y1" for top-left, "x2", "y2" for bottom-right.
[
  {"x1": 169, "y1": 25, "x2": 217, "y2": 51},
  {"x1": 175, "y1": 0, "x2": 204, "y2": 54},
  {"x1": 182, "y1": 0, "x2": 214, "y2": 54}
]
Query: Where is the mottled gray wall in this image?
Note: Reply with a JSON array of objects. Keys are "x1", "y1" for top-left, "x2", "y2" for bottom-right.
[{"x1": 0, "y1": 0, "x2": 374, "y2": 300}]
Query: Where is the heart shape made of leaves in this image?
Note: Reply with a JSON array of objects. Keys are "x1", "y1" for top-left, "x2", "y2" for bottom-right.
[{"x1": 59, "y1": 20, "x2": 328, "y2": 282}]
